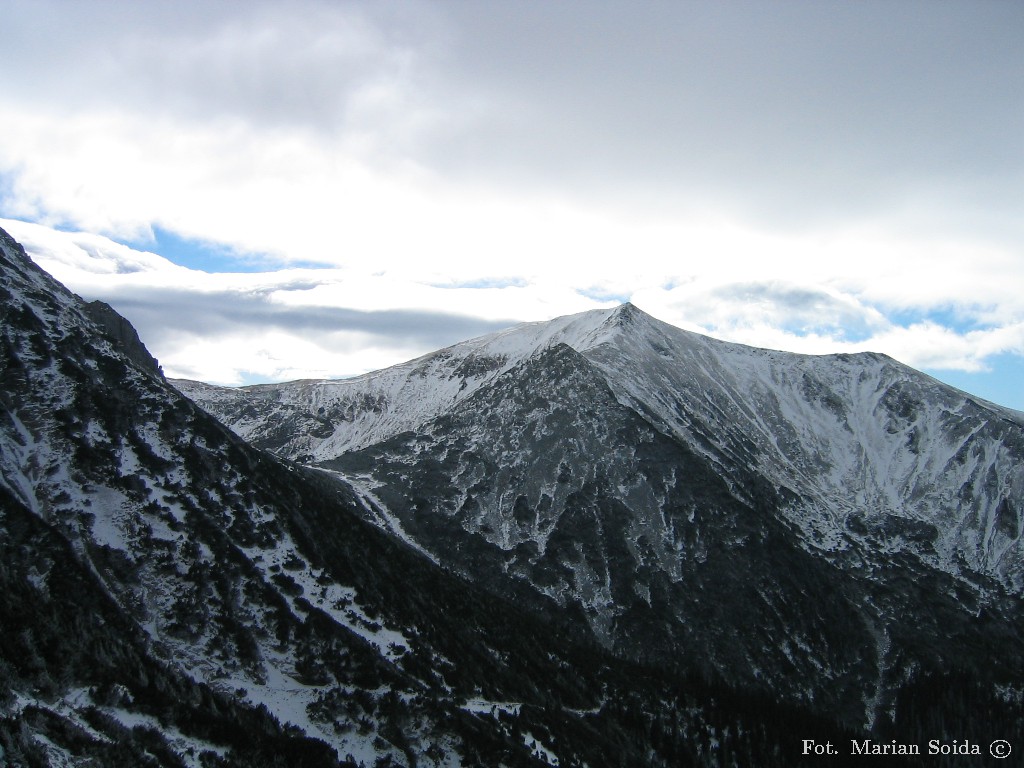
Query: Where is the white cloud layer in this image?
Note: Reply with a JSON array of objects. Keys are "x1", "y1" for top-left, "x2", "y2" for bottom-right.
[
  {"x1": 1, "y1": 1, "x2": 1022, "y2": 402},
  {"x1": 7, "y1": 218, "x2": 1023, "y2": 392}
]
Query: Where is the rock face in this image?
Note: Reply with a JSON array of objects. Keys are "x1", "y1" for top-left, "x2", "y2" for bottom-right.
[
  {"x1": 4, "y1": 219, "x2": 1023, "y2": 766},
  {"x1": 82, "y1": 298, "x2": 164, "y2": 377},
  {"x1": 179, "y1": 301, "x2": 1024, "y2": 729}
]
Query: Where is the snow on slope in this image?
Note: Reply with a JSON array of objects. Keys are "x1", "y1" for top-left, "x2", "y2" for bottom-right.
[
  {"x1": 582, "y1": 306, "x2": 1024, "y2": 588},
  {"x1": 179, "y1": 302, "x2": 1024, "y2": 595},
  {"x1": 173, "y1": 306, "x2": 624, "y2": 459}
]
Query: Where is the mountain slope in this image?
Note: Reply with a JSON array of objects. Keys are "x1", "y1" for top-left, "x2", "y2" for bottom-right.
[
  {"x1": 176, "y1": 303, "x2": 1024, "y2": 594},
  {"x1": 177, "y1": 302, "x2": 1024, "y2": 730},
  {"x1": 581, "y1": 304, "x2": 1024, "y2": 591}
]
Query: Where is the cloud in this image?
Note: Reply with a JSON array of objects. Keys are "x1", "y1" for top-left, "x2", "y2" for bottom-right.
[
  {"x1": 113, "y1": 287, "x2": 521, "y2": 384},
  {"x1": 3, "y1": 0, "x2": 443, "y2": 138},
  {"x1": 3, "y1": 219, "x2": 606, "y2": 383},
  {"x1": 0, "y1": 2, "x2": 1022, "y2": 403},
  {"x1": 7, "y1": 218, "x2": 1023, "y2": 394},
  {"x1": 696, "y1": 281, "x2": 887, "y2": 341},
  {"x1": 4, "y1": 1, "x2": 1022, "y2": 246},
  {"x1": 422, "y1": 1, "x2": 1024, "y2": 234},
  {"x1": 108, "y1": 286, "x2": 516, "y2": 350}
]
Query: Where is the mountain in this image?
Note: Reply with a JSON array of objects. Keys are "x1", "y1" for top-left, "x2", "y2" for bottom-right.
[
  {"x1": 5, "y1": 218, "x2": 1023, "y2": 766},
  {"x1": 177, "y1": 302, "x2": 1024, "y2": 730}
]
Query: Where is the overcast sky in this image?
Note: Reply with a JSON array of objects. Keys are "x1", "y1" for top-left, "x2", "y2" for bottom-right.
[{"x1": 2, "y1": 0, "x2": 1022, "y2": 409}]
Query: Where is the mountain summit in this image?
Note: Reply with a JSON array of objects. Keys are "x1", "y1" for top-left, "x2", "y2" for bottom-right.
[{"x1": 180, "y1": 302, "x2": 1024, "y2": 728}]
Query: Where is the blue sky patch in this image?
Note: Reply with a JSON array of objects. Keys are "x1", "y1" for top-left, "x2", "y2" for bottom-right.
[
  {"x1": 888, "y1": 305, "x2": 994, "y2": 334},
  {"x1": 577, "y1": 287, "x2": 630, "y2": 304},
  {"x1": 123, "y1": 226, "x2": 331, "y2": 273},
  {"x1": 123, "y1": 227, "x2": 272, "y2": 273}
]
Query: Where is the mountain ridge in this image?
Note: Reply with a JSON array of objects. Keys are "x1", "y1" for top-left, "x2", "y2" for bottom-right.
[
  {"x1": 176, "y1": 300, "x2": 1024, "y2": 594},
  {"x1": 177, "y1": 296, "x2": 1024, "y2": 729},
  {"x1": 5, "y1": 221, "x2": 1024, "y2": 764}
]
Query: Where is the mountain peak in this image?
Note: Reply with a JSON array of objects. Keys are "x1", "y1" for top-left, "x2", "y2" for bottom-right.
[
  {"x1": 604, "y1": 300, "x2": 645, "y2": 328},
  {"x1": 587, "y1": 300, "x2": 647, "y2": 324}
]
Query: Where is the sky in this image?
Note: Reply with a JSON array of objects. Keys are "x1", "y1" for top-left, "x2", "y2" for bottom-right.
[{"x1": 1, "y1": 0, "x2": 1022, "y2": 410}]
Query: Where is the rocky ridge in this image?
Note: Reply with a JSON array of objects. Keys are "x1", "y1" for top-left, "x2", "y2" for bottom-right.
[{"x1": 178, "y1": 302, "x2": 1024, "y2": 729}]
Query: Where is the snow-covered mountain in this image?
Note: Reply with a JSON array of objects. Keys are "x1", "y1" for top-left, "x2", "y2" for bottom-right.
[
  {"x1": 5, "y1": 217, "x2": 1023, "y2": 765},
  {"x1": 178, "y1": 302, "x2": 1024, "y2": 728},
  {"x1": 177, "y1": 302, "x2": 1024, "y2": 588}
]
